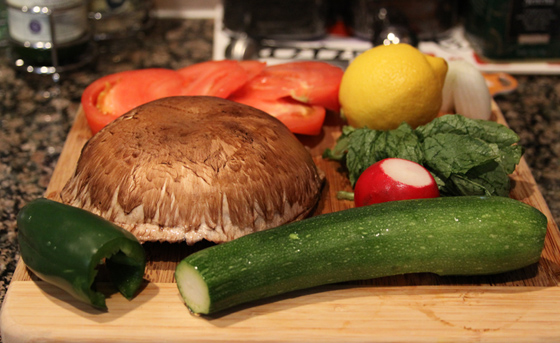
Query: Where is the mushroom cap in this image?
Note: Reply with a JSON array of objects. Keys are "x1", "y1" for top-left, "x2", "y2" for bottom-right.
[{"x1": 60, "y1": 96, "x2": 324, "y2": 244}]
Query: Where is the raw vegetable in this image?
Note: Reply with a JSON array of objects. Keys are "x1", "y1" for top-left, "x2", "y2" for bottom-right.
[
  {"x1": 229, "y1": 61, "x2": 343, "y2": 135},
  {"x1": 323, "y1": 114, "x2": 524, "y2": 197},
  {"x1": 176, "y1": 196, "x2": 547, "y2": 315},
  {"x1": 83, "y1": 62, "x2": 264, "y2": 135},
  {"x1": 62, "y1": 96, "x2": 325, "y2": 245},
  {"x1": 440, "y1": 60, "x2": 492, "y2": 120},
  {"x1": 178, "y1": 60, "x2": 266, "y2": 98},
  {"x1": 17, "y1": 198, "x2": 146, "y2": 309},
  {"x1": 82, "y1": 60, "x2": 343, "y2": 136},
  {"x1": 82, "y1": 68, "x2": 186, "y2": 135},
  {"x1": 229, "y1": 96, "x2": 326, "y2": 136},
  {"x1": 354, "y1": 158, "x2": 439, "y2": 207},
  {"x1": 230, "y1": 61, "x2": 343, "y2": 112}
]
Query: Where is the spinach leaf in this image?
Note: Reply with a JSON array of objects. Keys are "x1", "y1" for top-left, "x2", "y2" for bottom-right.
[
  {"x1": 344, "y1": 123, "x2": 423, "y2": 186},
  {"x1": 422, "y1": 134, "x2": 500, "y2": 178},
  {"x1": 323, "y1": 114, "x2": 523, "y2": 197},
  {"x1": 415, "y1": 114, "x2": 520, "y2": 147}
]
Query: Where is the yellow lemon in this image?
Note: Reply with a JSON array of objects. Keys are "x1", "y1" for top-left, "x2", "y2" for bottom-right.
[{"x1": 339, "y1": 43, "x2": 448, "y2": 130}]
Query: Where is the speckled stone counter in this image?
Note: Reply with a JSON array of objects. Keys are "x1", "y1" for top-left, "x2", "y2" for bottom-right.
[
  {"x1": 0, "y1": 18, "x2": 215, "y2": 310},
  {"x1": 1, "y1": 17, "x2": 559, "y2": 321}
]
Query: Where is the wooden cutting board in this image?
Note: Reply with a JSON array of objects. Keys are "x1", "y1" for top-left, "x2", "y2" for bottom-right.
[{"x1": 2, "y1": 103, "x2": 560, "y2": 342}]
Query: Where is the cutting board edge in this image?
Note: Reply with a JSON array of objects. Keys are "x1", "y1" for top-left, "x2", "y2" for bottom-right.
[{"x1": 3, "y1": 280, "x2": 560, "y2": 343}]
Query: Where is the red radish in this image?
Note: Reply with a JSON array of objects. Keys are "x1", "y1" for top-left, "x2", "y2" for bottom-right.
[{"x1": 354, "y1": 158, "x2": 439, "y2": 207}]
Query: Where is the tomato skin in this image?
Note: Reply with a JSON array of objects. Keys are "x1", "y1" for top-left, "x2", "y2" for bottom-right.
[
  {"x1": 82, "y1": 60, "x2": 340, "y2": 136},
  {"x1": 269, "y1": 61, "x2": 343, "y2": 112},
  {"x1": 231, "y1": 96, "x2": 326, "y2": 136},
  {"x1": 81, "y1": 74, "x2": 114, "y2": 135},
  {"x1": 178, "y1": 60, "x2": 266, "y2": 98},
  {"x1": 239, "y1": 60, "x2": 268, "y2": 79},
  {"x1": 230, "y1": 61, "x2": 343, "y2": 112},
  {"x1": 101, "y1": 69, "x2": 185, "y2": 116},
  {"x1": 81, "y1": 71, "x2": 130, "y2": 135},
  {"x1": 83, "y1": 63, "x2": 267, "y2": 135},
  {"x1": 82, "y1": 69, "x2": 185, "y2": 135},
  {"x1": 228, "y1": 61, "x2": 342, "y2": 135}
]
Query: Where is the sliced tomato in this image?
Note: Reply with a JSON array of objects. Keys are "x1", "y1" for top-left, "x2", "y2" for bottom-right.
[
  {"x1": 82, "y1": 62, "x2": 266, "y2": 135},
  {"x1": 82, "y1": 60, "x2": 339, "y2": 136},
  {"x1": 239, "y1": 60, "x2": 268, "y2": 79},
  {"x1": 231, "y1": 95, "x2": 326, "y2": 136},
  {"x1": 178, "y1": 60, "x2": 266, "y2": 98},
  {"x1": 228, "y1": 61, "x2": 342, "y2": 135},
  {"x1": 230, "y1": 61, "x2": 343, "y2": 112},
  {"x1": 82, "y1": 68, "x2": 185, "y2": 134}
]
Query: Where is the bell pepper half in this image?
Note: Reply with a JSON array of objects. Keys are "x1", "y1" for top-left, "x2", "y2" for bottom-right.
[{"x1": 17, "y1": 198, "x2": 146, "y2": 310}]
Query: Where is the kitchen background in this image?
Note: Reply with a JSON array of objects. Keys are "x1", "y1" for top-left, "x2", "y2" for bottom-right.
[
  {"x1": 155, "y1": 0, "x2": 220, "y2": 17},
  {"x1": 1, "y1": 0, "x2": 559, "y2": 334}
]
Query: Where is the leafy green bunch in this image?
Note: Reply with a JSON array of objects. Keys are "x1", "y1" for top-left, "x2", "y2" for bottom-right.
[{"x1": 323, "y1": 115, "x2": 523, "y2": 197}]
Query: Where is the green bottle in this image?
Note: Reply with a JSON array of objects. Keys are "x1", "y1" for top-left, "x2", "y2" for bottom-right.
[
  {"x1": 0, "y1": 0, "x2": 7, "y2": 48},
  {"x1": 464, "y1": 0, "x2": 560, "y2": 60}
]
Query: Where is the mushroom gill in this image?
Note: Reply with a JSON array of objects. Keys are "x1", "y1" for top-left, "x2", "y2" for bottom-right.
[{"x1": 60, "y1": 96, "x2": 324, "y2": 244}]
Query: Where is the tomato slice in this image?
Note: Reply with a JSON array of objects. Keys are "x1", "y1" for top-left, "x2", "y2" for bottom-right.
[
  {"x1": 230, "y1": 61, "x2": 343, "y2": 112},
  {"x1": 231, "y1": 95, "x2": 326, "y2": 136},
  {"x1": 239, "y1": 60, "x2": 269, "y2": 78},
  {"x1": 228, "y1": 61, "x2": 342, "y2": 135},
  {"x1": 82, "y1": 62, "x2": 267, "y2": 135},
  {"x1": 178, "y1": 60, "x2": 266, "y2": 98},
  {"x1": 81, "y1": 60, "x2": 339, "y2": 136},
  {"x1": 82, "y1": 68, "x2": 185, "y2": 134}
]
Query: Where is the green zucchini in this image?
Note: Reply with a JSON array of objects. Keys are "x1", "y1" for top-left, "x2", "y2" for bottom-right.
[{"x1": 175, "y1": 196, "x2": 547, "y2": 315}]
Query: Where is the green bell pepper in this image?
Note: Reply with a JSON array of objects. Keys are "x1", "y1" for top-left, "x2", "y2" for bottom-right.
[{"x1": 17, "y1": 198, "x2": 146, "y2": 309}]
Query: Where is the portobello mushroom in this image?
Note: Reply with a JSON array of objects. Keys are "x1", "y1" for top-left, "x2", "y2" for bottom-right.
[{"x1": 60, "y1": 96, "x2": 324, "y2": 244}]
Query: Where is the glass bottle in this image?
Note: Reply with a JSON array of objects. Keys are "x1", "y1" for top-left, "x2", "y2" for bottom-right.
[{"x1": 7, "y1": 0, "x2": 95, "y2": 73}]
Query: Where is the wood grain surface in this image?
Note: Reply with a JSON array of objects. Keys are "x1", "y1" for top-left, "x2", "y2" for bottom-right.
[{"x1": 2, "y1": 103, "x2": 560, "y2": 342}]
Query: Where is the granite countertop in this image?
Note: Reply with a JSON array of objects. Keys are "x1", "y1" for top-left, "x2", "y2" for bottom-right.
[
  {"x1": 1, "y1": 17, "x2": 560, "y2": 316},
  {"x1": 0, "y1": 18, "x2": 215, "y2": 308}
]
